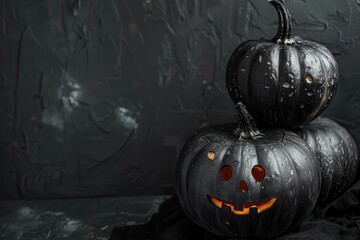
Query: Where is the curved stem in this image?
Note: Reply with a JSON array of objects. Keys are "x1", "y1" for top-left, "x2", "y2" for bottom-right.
[
  {"x1": 269, "y1": 0, "x2": 294, "y2": 44},
  {"x1": 234, "y1": 102, "x2": 262, "y2": 139}
]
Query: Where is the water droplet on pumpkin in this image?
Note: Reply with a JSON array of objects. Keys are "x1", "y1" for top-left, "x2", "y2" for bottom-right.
[
  {"x1": 288, "y1": 92, "x2": 294, "y2": 97},
  {"x1": 316, "y1": 143, "x2": 322, "y2": 150},
  {"x1": 264, "y1": 85, "x2": 270, "y2": 89},
  {"x1": 306, "y1": 74, "x2": 313, "y2": 83},
  {"x1": 290, "y1": 169, "x2": 294, "y2": 175},
  {"x1": 267, "y1": 61, "x2": 271, "y2": 65},
  {"x1": 307, "y1": 92, "x2": 314, "y2": 96},
  {"x1": 334, "y1": 144, "x2": 342, "y2": 152},
  {"x1": 283, "y1": 82, "x2": 290, "y2": 88},
  {"x1": 241, "y1": 68, "x2": 246, "y2": 73},
  {"x1": 259, "y1": 55, "x2": 263, "y2": 63},
  {"x1": 280, "y1": 97, "x2": 284, "y2": 102},
  {"x1": 300, "y1": 104, "x2": 305, "y2": 108}
]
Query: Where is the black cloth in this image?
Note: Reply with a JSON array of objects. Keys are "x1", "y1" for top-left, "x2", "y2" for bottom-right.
[{"x1": 110, "y1": 181, "x2": 360, "y2": 240}]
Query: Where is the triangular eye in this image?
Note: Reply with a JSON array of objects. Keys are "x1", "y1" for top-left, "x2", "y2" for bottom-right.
[{"x1": 252, "y1": 165, "x2": 265, "y2": 182}]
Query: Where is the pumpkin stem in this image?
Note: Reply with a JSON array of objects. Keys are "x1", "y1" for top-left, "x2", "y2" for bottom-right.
[
  {"x1": 235, "y1": 102, "x2": 262, "y2": 139},
  {"x1": 269, "y1": 0, "x2": 294, "y2": 45}
]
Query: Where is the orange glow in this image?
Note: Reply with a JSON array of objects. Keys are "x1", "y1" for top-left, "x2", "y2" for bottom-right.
[
  {"x1": 207, "y1": 151, "x2": 216, "y2": 160},
  {"x1": 209, "y1": 196, "x2": 276, "y2": 215},
  {"x1": 305, "y1": 74, "x2": 313, "y2": 83}
]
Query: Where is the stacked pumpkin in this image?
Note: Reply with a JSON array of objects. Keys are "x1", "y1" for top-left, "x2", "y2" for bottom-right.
[{"x1": 176, "y1": 0, "x2": 359, "y2": 238}]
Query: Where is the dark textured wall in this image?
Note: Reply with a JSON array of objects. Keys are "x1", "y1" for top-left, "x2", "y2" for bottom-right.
[{"x1": 0, "y1": 0, "x2": 359, "y2": 199}]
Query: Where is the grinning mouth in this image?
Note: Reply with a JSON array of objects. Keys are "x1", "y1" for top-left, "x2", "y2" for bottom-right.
[{"x1": 208, "y1": 196, "x2": 276, "y2": 215}]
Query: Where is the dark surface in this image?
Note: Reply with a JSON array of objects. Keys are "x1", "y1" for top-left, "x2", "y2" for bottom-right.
[
  {"x1": 0, "y1": 182, "x2": 358, "y2": 240},
  {"x1": 110, "y1": 180, "x2": 360, "y2": 240},
  {"x1": 1, "y1": 0, "x2": 360, "y2": 200},
  {"x1": 0, "y1": 195, "x2": 169, "y2": 240}
]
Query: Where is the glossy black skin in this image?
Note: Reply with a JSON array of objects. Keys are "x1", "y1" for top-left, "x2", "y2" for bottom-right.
[
  {"x1": 226, "y1": 37, "x2": 339, "y2": 128},
  {"x1": 176, "y1": 124, "x2": 321, "y2": 238},
  {"x1": 295, "y1": 117, "x2": 359, "y2": 204}
]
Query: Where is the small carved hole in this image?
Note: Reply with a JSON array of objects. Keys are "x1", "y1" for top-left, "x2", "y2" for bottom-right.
[
  {"x1": 207, "y1": 151, "x2": 215, "y2": 160},
  {"x1": 305, "y1": 74, "x2": 313, "y2": 84}
]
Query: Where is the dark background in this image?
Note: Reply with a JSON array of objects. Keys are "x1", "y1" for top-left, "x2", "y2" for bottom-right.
[{"x1": 0, "y1": 0, "x2": 359, "y2": 200}]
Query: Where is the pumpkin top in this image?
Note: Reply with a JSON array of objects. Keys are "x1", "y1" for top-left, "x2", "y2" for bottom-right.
[{"x1": 269, "y1": 0, "x2": 294, "y2": 45}]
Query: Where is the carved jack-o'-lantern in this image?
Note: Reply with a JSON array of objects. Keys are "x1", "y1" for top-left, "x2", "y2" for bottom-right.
[
  {"x1": 176, "y1": 103, "x2": 321, "y2": 238},
  {"x1": 209, "y1": 164, "x2": 276, "y2": 216}
]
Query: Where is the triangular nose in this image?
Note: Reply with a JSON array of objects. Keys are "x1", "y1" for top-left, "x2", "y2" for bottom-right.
[{"x1": 238, "y1": 180, "x2": 248, "y2": 193}]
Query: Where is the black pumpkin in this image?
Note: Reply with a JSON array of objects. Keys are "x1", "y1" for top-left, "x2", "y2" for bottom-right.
[
  {"x1": 226, "y1": 0, "x2": 338, "y2": 128},
  {"x1": 176, "y1": 103, "x2": 321, "y2": 238},
  {"x1": 294, "y1": 117, "x2": 359, "y2": 204}
]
